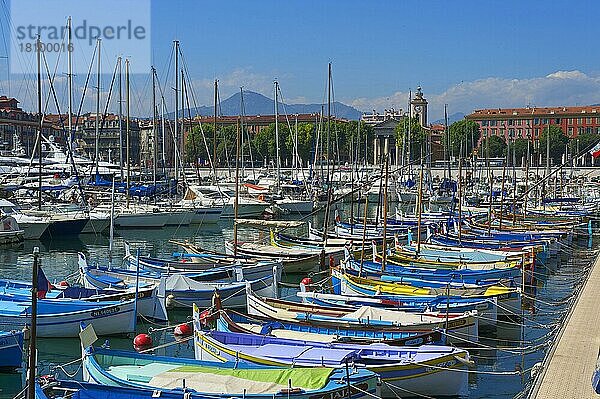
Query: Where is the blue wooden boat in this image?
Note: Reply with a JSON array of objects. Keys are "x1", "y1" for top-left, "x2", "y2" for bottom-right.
[
  {"x1": 0, "y1": 330, "x2": 23, "y2": 369},
  {"x1": 0, "y1": 296, "x2": 136, "y2": 337},
  {"x1": 0, "y1": 264, "x2": 168, "y2": 322},
  {"x1": 80, "y1": 254, "x2": 281, "y2": 309},
  {"x1": 81, "y1": 344, "x2": 378, "y2": 399},
  {"x1": 214, "y1": 307, "x2": 445, "y2": 346},
  {"x1": 36, "y1": 378, "x2": 373, "y2": 399},
  {"x1": 344, "y1": 257, "x2": 519, "y2": 285},
  {"x1": 297, "y1": 290, "x2": 496, "y2": 318},
  {"x1": 194, "y1": 317, "x2": 471, "y2": 397},
  {"x1": 332, "y1": 268, "x2": 520, "y2": 323},
  {"x1": 244, "y1": 286, "x2": 479, "y2": 344}
]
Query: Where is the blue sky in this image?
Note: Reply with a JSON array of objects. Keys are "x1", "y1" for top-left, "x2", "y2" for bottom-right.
[{"x1": 1, "y1": 0, "x2": 600, "y2": 120}]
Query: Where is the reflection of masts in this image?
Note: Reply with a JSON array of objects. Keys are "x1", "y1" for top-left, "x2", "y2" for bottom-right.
[{"x1": 26, "y1": 247, "x2": 40, "y2": 399}]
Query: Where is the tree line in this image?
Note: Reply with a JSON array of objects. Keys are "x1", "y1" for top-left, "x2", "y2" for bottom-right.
[{"x1": 185, "y1": 120, "x2": 374, "y2": 168}]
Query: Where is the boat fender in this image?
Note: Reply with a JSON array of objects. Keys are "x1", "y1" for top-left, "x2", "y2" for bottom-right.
[
  {"x1": 174, "y1": 322, "x2": 192, "y2": 336},
  {"x1": 300, "y1": 277, "x2": 313, "y2": 292},
  {"x1": 56, "y1": 280, "x2": 70, "y2": 289},
  {"x1": 329, "y1": 255, "x2": 335, "y2": 268},
  {"x1": 198, "y1": 309, "x2": 214, "y2": 327},
  {"x1": 258, "y1": 194, "x2": 265, "y2": 201},
  {"x1": 133, "y1": 333, "x2": 152, "y2": 350},
  {"x1": 166, "y1": 294, "x2": 175, "y2": 309},
  {"x1": 453, "y1": 355, "x2": 475, "y2": 368}
]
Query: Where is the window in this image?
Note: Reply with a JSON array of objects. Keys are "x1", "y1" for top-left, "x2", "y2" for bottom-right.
[
  {"x1": 535, "y1": 128, "x2": 540, "y2": 135},
  {"x1": 492, "y1": 128, "x2": 497, "y2": 135},
  {"x1": 579, "y1": 127, "x2": 584, "y2": 134},
  {"x1": 555, "y1": 118, "x2": 561, "y2": 124},
  {"x1": 481, "y1": 120, "x2": 488, "y2": 126},
  {"x1": 596, "y1": 117, "x2": 600, "y2": 124},
  {"x1": 542, "y1": 118, "x2": 549, "y2": 124},
  {"x1": 587, "y1": 117, "x2": 592, "y2": 124},
  {"x1": 568, "y1": 118, "x2": 573, "y2": 124},
  {"x1": 534, "y1": 118, "x2": 539, "y2": 125},
  {"x1": 568, "y1": 127, "x2": 574, "y2": 135},
  {"x1": 516, "y1": 119, "x2": 522, "y2": 126},
  {"x1": 508, "y1": 119, "x2": 514, "y2": 126},
  {"x1": 587, "y1": 127, "x2": 592, "y2": 134},
  {"x1": 517, "y1": 129, "x2": 523, "y2": 137},
  {"x1": 578, "y1": 117, "x2": 583, "y2": 124}
]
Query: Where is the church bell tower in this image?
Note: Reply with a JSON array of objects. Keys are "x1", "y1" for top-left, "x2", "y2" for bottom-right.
[{"x1": 410, "y1": 86, "x2": 428, "y2": 127}]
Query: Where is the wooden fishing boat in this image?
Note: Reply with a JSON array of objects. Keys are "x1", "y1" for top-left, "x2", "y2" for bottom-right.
[
  {"x1": 81, "y1": 257, "x2": 280, "y2": 309},
  {"x1": 332, "y1": 268, "x2": 520, "y2": 322},
  {"x1": 0, "y1": 266, "x2": 168, "y2": 322},
  {"x1": 213, "y1": 308, "x2": 445, "y2": 346},
  {"x1": 194, "y1": 317, "x2": 471, "y2": 397},
  {"x1": 0, "y1": 295, "x2": 136, "y2": 337},
  {"x1": 245, "y1": 286, "x2": 479, "y2": 343},
  {"x1": 81, "y1": 341, "x2": 378, "y2": 399}
]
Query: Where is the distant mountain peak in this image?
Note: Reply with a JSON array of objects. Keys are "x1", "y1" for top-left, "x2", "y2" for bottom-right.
[
  {"x1": 176, "y1": 91, "x2": 362, "y2": 120},
  {"x1": 432, "y1": 112, "x2": 465, "y2": 125}
]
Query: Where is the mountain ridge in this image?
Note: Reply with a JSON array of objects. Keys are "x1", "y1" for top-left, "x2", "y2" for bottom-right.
[{"x1": 171, "y1": 91, "x2": 362, "y2": 120}]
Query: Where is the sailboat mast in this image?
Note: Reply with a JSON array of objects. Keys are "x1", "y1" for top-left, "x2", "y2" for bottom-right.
[
  {"x1": 67, "y1": 17, "x2": 73, "y2": 152},
  {"x1": 407, "y1": 90, "x2": 412, "y2": 166},
  {"x1": 174, "y1": 40, "x2": 179, "y2": 182},
  {"x1": 151, "y1": 66, "x2": 157, "y2": 189},
  {"x1": 118, "y1": 57, "x2": 123, "y2": 180},
  {"x1": 458, "y1": 145, "x2": 463, "y2": 244},
  {"x1": 381, "y1": 154, "x2": 389, "y2": 270},
  {"x1": 37, "y1": 35, "x2": 42, "y2": 211},
  {"x1": 326, "y1": 63, "x2": 331, "y2": 185},
  {"x1": 416, "y1": 163, "x2": 424, "y2": 254},
  {"x1": 274, "y1": 80, "x2": 281, "y2": 193},
  {"x1": 125, "y1": 58, "x2": 131, "y2": 207},
  {"x1": 213, "y1": 79, "x2": 218, "y2": 182},
  {"x1": 234, "y1": 119, "x2": 240, "y2": 257},
  {"x1": 95, "y1": 39, "x2": 101, "y2": 175}
]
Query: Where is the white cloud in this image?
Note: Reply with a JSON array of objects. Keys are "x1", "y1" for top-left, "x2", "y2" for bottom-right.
[
  {"x1": 348, "y1": 70, "x2": 600, "y2": 122},
  {"x1": 4, "y1": 69, "x2": 600, "y2": 122}
]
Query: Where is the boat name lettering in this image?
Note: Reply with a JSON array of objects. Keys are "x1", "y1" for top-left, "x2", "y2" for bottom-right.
[
  {"x1": 91, "y1": 306, "x2": 120, "y2": 318},
  {"x1": 308, "y1": 383, "x2": 369, "y2": 399},
  {"x1": 201, "y1": 339, "x2": 221, "y2": 357}
]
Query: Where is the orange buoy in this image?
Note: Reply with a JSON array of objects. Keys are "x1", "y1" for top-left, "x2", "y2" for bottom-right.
[{"x1": 174, "y1": 323, "x2": 192, "y2": 336}]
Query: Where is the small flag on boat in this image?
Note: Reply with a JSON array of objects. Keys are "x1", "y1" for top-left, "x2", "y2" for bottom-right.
[
  {"x1": 590, "y1": 141, "x2": 600, "y2": 158},
  {"x1": 37, "y1": 264, "x2": 53, "y2": 299}
]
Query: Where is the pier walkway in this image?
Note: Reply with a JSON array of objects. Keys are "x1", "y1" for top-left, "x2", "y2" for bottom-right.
[{"x1": 529, "y1": 252, "x2": 600, "y2": 398}]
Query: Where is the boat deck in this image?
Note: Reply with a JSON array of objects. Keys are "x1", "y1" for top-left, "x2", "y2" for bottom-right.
[{"x1": 529, "y1": 252, "x2": 600, "y2": 398}]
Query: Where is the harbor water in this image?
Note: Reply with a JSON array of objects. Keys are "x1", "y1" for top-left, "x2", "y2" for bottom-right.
[{"x1": 0, "y1": 202, "x2": 595, "y2": 398}]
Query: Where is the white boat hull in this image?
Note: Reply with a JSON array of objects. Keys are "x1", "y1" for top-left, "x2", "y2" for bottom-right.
[
  {"x1": 0, "y1": 300, "x2": 136, "y2": 337},
  {"x1": 190, "y1": 207, "x2": 222, "y2": 224},
  {"x1": 115, "y1": 212, "x2": 170, "y2": 228}
]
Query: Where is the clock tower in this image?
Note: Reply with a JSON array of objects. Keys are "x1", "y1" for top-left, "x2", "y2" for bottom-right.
[{"x1": 410, "y1": 86, "x2": 428, "y2": 127}]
